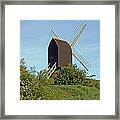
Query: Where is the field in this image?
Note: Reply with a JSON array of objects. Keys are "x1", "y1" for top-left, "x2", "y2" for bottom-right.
[{"x1": 42, "y1": 85, "x2": 100, "y2": 100}]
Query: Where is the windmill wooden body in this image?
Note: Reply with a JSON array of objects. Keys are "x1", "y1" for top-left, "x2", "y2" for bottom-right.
[{"x1": 48, "y1": 38, "x2": 72, "y2": 68}]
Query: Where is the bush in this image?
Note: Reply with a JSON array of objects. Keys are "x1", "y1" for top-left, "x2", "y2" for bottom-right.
[
  {"x1": 53, "y1": 64, "x2": 87, "y2": 85},
  {"x1": 20, "y1": 59, "x2": 53, "y2": 100}
]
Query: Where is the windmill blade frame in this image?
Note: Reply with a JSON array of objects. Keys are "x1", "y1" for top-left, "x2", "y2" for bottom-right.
[
  {"x1": 72, "y1": 48, "x2": 92, "y2": 70},
  {"x1": 66, "y1": 23, "x2": 91, "y2": 71},
  {"x1": 71, "y1": 23, "x2": 83, "y2": 39},
  {"x1": 71, "y1": 24, "x2": 86, "y2": 47},
  {"x1": 49, "y1": 29, "x2": 60, "y2": 39},
  {"x1": 72, "y1": 53, "x2": 89, "y2": 71}
]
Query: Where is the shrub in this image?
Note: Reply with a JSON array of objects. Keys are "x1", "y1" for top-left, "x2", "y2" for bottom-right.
[
  {"x1": 20, "y1": 59, "x2": 53, "y2": 100},
  {"x1": 53, "y1": 64, "x2": 88, "y2": 85}
]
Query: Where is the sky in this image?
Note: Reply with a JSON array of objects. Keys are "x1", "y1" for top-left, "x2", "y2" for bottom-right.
[{"x1": 20, "y1": 20, "x2": 100, "y2": 80}]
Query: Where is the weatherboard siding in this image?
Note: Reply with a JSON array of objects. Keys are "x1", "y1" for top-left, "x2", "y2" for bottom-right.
[{"x1": 48, "y1": 38, "x2": 72, "y2": 68}]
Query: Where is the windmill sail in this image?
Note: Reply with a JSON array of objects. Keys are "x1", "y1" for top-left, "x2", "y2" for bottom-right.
[
  {"x1": 66, "y1": 23, "x2": 91, "y2": 71},
  {"x1": 72, "y1": 48, "x2": 91, "y2": 71},
  {"x1": 71, "y1": 24, "x2": 86, "y2": 47},
  {"x1": 72, "y1": 23, "x2": 82, "y2": 39},
  {"x1": 49, "y1": 29, "x2": 60, "y2": 39},
  {"x1": 72, "y1": 53, "x2": 89, "y2": 71}
]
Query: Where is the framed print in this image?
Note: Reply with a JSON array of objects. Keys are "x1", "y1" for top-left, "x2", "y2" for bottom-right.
[{"x1": 0, "y1": 0, "x2": 120, "y2": 119}]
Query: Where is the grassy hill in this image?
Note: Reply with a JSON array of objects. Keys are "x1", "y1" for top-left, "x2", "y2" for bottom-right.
[
  {"x1": 41, "y1": 85, "x2": 100, "y2": 100},
  {"x1": 20, "y1": 59, "x2": 100, "y2": 100}
]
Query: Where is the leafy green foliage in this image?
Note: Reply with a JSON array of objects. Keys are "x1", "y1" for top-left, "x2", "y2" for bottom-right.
[
  {"x1": 53, "y1": 64, "x2": 100, "y2": 89},
  {"x1": 53, "y1": 64, "x2": 87, "y2": 85},
  {"x1": 20, "y1": 58, "x2": 54, "y2": 100},
  {"x1": 20, "y1": 59, "x2": 100, "y2": 100}
]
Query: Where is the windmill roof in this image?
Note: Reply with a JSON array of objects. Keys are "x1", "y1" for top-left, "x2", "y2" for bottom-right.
[{"x1": 52, "y1": 38, "x2": 71, "y2": 49}]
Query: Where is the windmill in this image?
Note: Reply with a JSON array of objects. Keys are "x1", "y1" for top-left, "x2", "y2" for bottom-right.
[{"x1": 47, "y1": 23, "x2": 91, "y2": 78}]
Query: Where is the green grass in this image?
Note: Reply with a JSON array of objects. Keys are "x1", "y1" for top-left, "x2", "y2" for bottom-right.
[{"x1": 41, "y1": 85, "x2": 100, "y2": 100}]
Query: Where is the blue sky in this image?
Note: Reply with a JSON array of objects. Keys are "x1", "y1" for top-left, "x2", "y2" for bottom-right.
[{"x1": 20, "y1": 20, "x2": 100, "y2": 80}]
